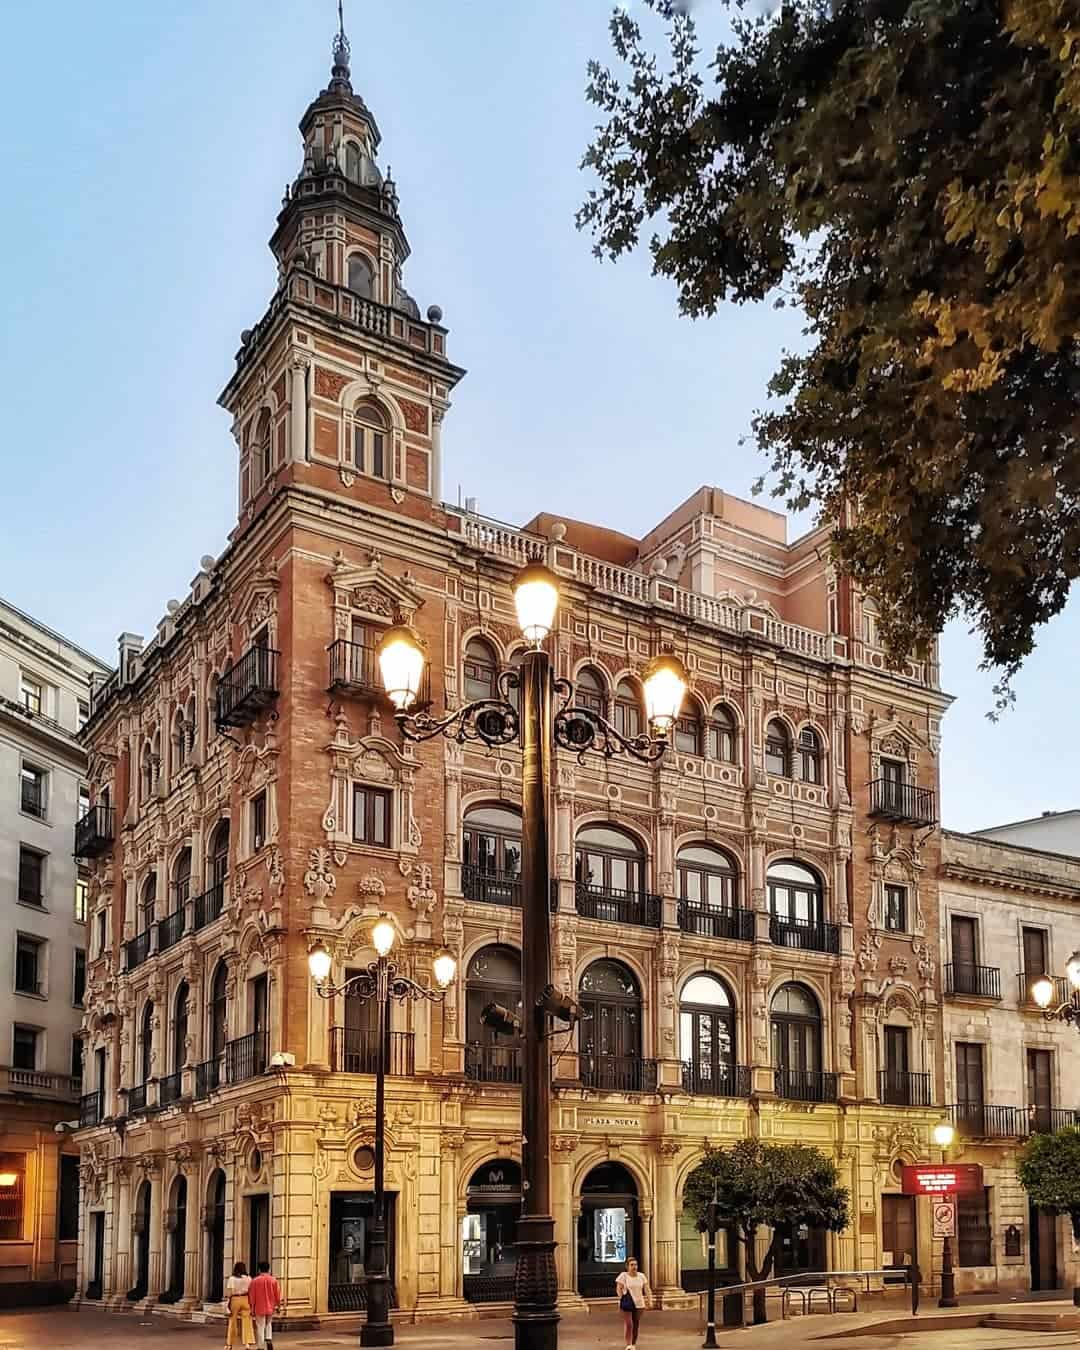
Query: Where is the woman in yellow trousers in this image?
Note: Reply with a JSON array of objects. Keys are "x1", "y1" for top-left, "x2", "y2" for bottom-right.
[{"x1": 224, "y1": 1261, "x2": 255, "y2": 1348}]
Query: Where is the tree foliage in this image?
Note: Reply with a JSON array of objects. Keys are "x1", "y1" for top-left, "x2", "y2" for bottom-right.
[
  {"x1": 1018, "y1": 1126, "x2": 1080, "y2": 1238},
  {"x1": 580, "y1": 0, "x2": 1080, "y2": 701},
  {"x1": 682, "y1": 1140, "x2": 850, "y2": 1286}
]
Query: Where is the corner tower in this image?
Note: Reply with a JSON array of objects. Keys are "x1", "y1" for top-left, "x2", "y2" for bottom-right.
[{"x1": 219, "y1": 15, "x2": 465, "y2": 536}]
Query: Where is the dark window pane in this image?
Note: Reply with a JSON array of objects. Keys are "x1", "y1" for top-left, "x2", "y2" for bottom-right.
[{"x1": 58, "y1": 1155, "x2": 79, "y2": 1242}]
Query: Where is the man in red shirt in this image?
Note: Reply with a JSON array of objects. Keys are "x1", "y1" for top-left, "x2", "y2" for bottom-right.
[{"x1": 248, "y1": 1261, "x2": 282, "y2": 1350}]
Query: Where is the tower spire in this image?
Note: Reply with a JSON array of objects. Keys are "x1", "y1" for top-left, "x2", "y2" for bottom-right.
[{"x1": 329, "y1": 0, "x2": 352, "y2": 93}]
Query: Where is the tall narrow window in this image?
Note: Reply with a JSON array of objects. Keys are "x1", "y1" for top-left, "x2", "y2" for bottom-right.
[
  {"x1": 259, "y1": 412, "x2": 273, "y2": 483},
  {"x1": 347, "y1": 253, "x2": 375, "y2": 299},
  {"x1": 19, "y1": 675, "x2": 42, "y2": 716},
  {"x1": 12, "y1": 1027, "x2": 37, "y2": 1072},
  {"x1": 353, "y1": 786, "x2": 391, "y2": 848},
  {"x1": 614, "y1": 680, "x2": 642, "y2": 740},
  {"x1": 73, "y1": 950, "x2": 86, "y2": 1007},
  {"x1": 576, "y1": 668, "x2": 606, "y2": 718},
  {"x1": 765, "y1": 721, "x2": 791, "y2": 776},
  {"x1": 957, "y1": 1189, "x2": 992, "y2": 1267},
  {"x1": 17, "y1": 847, "x2": 44, "y2": 907},
  {"x1": 1023, "y1": 927, "x2": 1048, "y2": 978},
  {"x1": 74, "y1": 876, "x2": 88, "y2": 924},
  {"x1": 139, "y1": 875, "x2": 157, "y2": 932},
  {"x1": 352, "y1": 401, "x2": 388, "y2": 479},
  {"x1": 20, "y1": 765, "x2": 47, "y2": 819},
  {"x1": 251, "y1": 792, "x2": 267, "y2": 852},
  {"x1": 884, "y1": 885, "x2": 908, "y2": 933},
  {"x1": 172, "y1": 849, "x2": 192, "y2": 909},
  {"x1": 15, "y1": 937, "x2": 42, "y2": 995},
  {"x1": 464, "y1": 639, "x2": 497, "y2": 702},
  {"x1": 707, "y1": 705, "x2": 736, "y2": 762},
  {"x1": 797, "y1": 727, "x2": 822, "y2": 784},
  {"x1": 674, "y1": 698, "x2": 703, "y2": 756}
]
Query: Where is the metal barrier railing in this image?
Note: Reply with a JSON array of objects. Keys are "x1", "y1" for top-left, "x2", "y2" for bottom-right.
[{"x1": 696, "y1": 1264, "x2": 918, "y2": 1335}]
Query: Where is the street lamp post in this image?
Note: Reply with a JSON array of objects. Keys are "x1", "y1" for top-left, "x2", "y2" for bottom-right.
[
  {"x1": 308, "y1": 920, "x2": 457, "y2": 1347},
  {"x1": 702, "y1": 1186, "x2": 720, "y2": 1350},
  {"x1": 375, "y1": 562, "x2": 686, "y2": 1350},
  {"x1": 1031, "y1": 952, "x2": 1080, "y2": 1027},
  {"x1": 933, "y1": 1120, "x2": 958, "y2": 1309}
]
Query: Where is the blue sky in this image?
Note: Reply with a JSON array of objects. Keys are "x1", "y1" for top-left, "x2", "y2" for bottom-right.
[{"x1": 1, "y1": 0, "x2": 1074, "y2": 833}]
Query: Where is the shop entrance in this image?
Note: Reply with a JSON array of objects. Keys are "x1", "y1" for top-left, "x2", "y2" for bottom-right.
[
  {"x1": 206, "y1": 1171, "x2": 226, "y2": 1303},
  {"x1": 462, "y1": 1159, "x2": 521, "y2": 1303},
  {"x1": 775, "y1": 1220, "x2": 826, "y2": 1278},
  {"x1": 577, "y1": 1162, "x2": 640, "y2": 1299},
  {"x1": 1030, "y1": 1203, "x2": 1059, "y2": 1291},
  {"x1": 128, "y1": 1181, "x2": 151, "y2": 1300},
  {"x1": 329, "y1": 1191, "x2": 397, "y2": 1313}
]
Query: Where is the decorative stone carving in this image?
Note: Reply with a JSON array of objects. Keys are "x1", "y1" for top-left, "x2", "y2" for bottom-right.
[
  {"x1": 357, "y1": 873, "x2": 386, "y2": 898},
  {"x1": 400, "y1": 859, "x2": 436, "y2": 916},
  {"x1": 857, "y1": 931, "x2": 882, "y2": 973},
  {"x1": 658, "y1": 935, "x2": 679, "y2": 980},
  {"x1": 266, "y1": 846, "x2": 285, "y2": 897},
  {"x1": 304, "y1": 847, "x2": 337, "y2": 900}
]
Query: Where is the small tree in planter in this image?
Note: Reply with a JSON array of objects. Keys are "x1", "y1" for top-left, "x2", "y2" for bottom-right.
[
  {"x1": 683, "y1": 1140, "x2": 850, "y2": 1324},
  {"x1": 1018, "y1": 1126, "x2": 1080, "y2": 1306}
]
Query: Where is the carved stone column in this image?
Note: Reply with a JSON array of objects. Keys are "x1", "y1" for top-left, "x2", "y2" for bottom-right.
[
  {"x1": 552, "y1": 1136, "x2": 585, "y2": 1310},
  {"x1": 112, "y1": 1163, "x2": 132, "y2": 1300},
  {"x1": 657, "y1": 934, "x2": 682, "y2": 1090},
  {"x1": 654, "y1": 1141, "x2": 681, "y2": 1302},
  {"x1": 147, "y1": 1163, "x2": 164, "y2": 1297},
  {"x1": 289, "y1": 354, "x2": 309, "y2": 462}
]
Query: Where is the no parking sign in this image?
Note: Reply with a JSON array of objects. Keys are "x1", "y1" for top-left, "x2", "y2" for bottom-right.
[{"x1": 933, "y1": 1200, "x2": 956, "y2": 1238}]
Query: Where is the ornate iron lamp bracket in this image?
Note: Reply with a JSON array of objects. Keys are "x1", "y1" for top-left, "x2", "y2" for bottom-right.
[{"x1": 313, "y1": 959, "x2": 446, "y2": 1005}]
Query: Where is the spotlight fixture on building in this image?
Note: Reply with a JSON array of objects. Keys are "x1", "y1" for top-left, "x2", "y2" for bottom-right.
[
  {"x1": 481, "y1": 1001, "x2": 523, "y2": 1038},
  {"x1": 377, "y1": 561, "x2": 684, "y2": 1350}
]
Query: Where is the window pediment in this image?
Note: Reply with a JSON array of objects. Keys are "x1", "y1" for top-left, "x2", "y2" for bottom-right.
[{"x1": 326, "y1": 554, "x2": 423, "y2": 636}]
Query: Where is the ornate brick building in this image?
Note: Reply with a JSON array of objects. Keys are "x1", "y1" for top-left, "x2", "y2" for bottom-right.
[{"x1": 74, "y1": 25, "x2": 953, "y2": 1323}]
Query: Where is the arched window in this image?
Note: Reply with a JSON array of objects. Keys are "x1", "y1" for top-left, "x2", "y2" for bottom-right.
[
  {"x1": 462, "y1": 805, "x2": 522, "y2": 906},
  {"x1": 707, "y1": 705, "x2": 737, "y2": 762},
  {"x1": 139, "y1": 874, "x2": 156, "y2": 933},
  {"x1": 674, "y1": 696, "x2": 703, "y2": 756},
  {"x1": 578, "y1": 960, "x2": 649, "y2": 1091},
  {"x1": 255, "y1": 409, "x2": 273, "y2": 486},
  {"x1": 575, "y1": 825, "x2": 645, "y2": 897},
  {"x1": 767, "y1": 860, "x2": 831, "y2": 950},
  {"x1": 676, "y1": 844, "x2": 737, "y2": 911},
  {"x1": 173, "y1": 709, "x2": 187, "y2": 772},
  {"x1": 209, "y1": 820, "x2": 230, "y2": 887},
  {"x1": 172, "y1": 982, "x2": 189, "y2": 1074},
  {"x1": 614, "y1": 679, "x2": 642, "y2": 740},
  {"x1": 347, "y1": 252, "x2": 375, "y2": 299},
  {"x1": 680, "y1": 974, "x2": 738, "y2": 1096},
  {"x1": 465, "y1": 945, "x2": 522, "y2": 1084},
  {"x1": 345, "y1": 141, "x2": 363, "y2": 184},
  {"x1": 771, "y1": 982, "x2": 828, "y2": 1100},
  {"x1": 765, "y1": 720, "x2": 791, "y2": 777},
  {"x1": 141, "y1": 740, "x2": 154, "y2": 799},
  {"x1": 575, "y1": 667, "x2": 606, "y2": 718},
  {"x1": 208, "y1": 963, "x2": 228, "y2": 1065},
  {"x1": 798, "y1": 727, "x2": 822, "y2": 784},
  {"x1": 139, "y1": 1002, "x2": 154, "y2": 1085},
  {"x1": 172, "y1": 848, "x2": 192, "y2": 909},
  {"x1": 464, "y1": 638, "x2": 497, "y2": 702},
  {"x1": 352, "y1": 400, "x2": 388, "y2": 479}
]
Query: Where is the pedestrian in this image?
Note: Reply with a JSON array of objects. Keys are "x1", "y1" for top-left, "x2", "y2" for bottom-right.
[
  {"x1": 249, "y1": 1259, "x2": 283, "y2": 1350},
  {"x1": 616, "y1": 1256, "x2": 651, "y2": 1349},
  {"x1": 224, "y1": 1260, "x2": 255, "y2": 1348}
]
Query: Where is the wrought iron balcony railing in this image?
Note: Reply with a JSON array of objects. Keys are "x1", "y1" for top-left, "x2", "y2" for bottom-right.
[
  {"x1": 868, "y1": 780, "x2": 937, "y2": 827},
  {"x1": 949, "y1": 1102, "x2": 1028, "y2": 1139},
  {"x1": 80, "y1": 1090, "x2": 104, "y2": 1127},
  {"x1": 75, "y1": 805, "x2": 115, "y2": 859},
  {"x1": 879, "y1": 1070, "x2": 933, "y2": 1107},
  {"x1": 330, "y1": 1028, "x2": 415, "y2": 1077},
  {"x1": 328, "y1": 639, "x2": 434, "y2": 704},
  {"x1": 215, "y1": 646, "x2": 280, "y2": 729},
  {"x1": 225, "y1": 1031, "x2": 268, "y2": 1084},
  {"x1": 775, "y1": 1068, "x2": 838, "y2": 1103},
  {"x1": 157, "y1": 908, "x2": 185, "y2": 954},
  {"x1": 681, "y1": 1062, "x2": 751, "y2": 1098},
  {"x1": 158, "y1": 1071, "x2": 183, "y2": 1107},
  {"x1": 125, "y1": 929, "x2": 152, "y2": 971},
  {"x1": 465, "y1": 1043, "x2": 523, "y2": 1085},
  {"x1": 194, "y1": 1057, "x2": 221, "y2": 1100},
  {"x1": 127, "y1": 1083, "x2": 148, "y2": 1115},
  {"x1": 945, "y1": 963, "x2": 1001, "y2": 999},
  {"x1": 769, "y1": 915, "x2": 841, "y2": 955},
  {"x1": 462, "y1": 864, "x2": 522, "y2": 908},
  {"x1": 193, "y1": 881, "x2": 226, "y2": 931},
  {"x1": 678, "y1": 902, "x2": 755, "y2": 942},
  {"x1": 1018, "y1": 972, "x2": 1076, "y2": 1009},
  {"x1": 575, "y1": 884, "x2": 662, "y2": 930},
  {"x1": 1027, "y1": 1106, "x2": 1080, "y2": 1135},
  {"x1": 579, "y1": 1053, "x2": 658, "y2": 1093}
]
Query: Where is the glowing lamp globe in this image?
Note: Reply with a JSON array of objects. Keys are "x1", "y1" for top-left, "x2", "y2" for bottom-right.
[
  {"x1": 378, "y1": 625, "x2": 426, "y2": 711},
  {"x1": 433, "y1": 949, "x2": 457, "y2": 990},
  {"x1": 1067, "y1": 951, "x2": 1080, "y2": 989},
  {"x1": 933, "y1": 1121, "x2": 955, "y2": 1149},
  {"x1": 372, "y1": 917, "x2": 396, "y2": 958},
  {"x1": 642, "y1": 652, "x2": 689, "y2": 736},
  {"x1": 512, "y1": 563, "x2": 560, "y2": 645},
  {"x1": 1032, "y1": 976, "x2": 1055, "y2": 1009},
  {"x1": 308, "y1": 942, "x2": 332, "y2": 984}
]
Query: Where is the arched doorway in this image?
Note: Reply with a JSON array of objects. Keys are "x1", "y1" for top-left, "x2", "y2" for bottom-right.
[
  {"x1": 128, "y1": 1180, "x2": 151, "y2": 1301},
  {"x1": 162, "y1": 1175, "x2": 187, "y2": 1301},
  {"x1": 462, "y1": 1159, "x2": 521, "y2": 1303},
  {"x1": 771, "y1": 982, "x2": 833, "y2": 1101},
  {"x1": 578, "y1": 960, "x2": 652, "y2": 1092},
  {"x1": 206, "y1": 1170, "x2": 226, "y2": 1302},
  {"x1": 577, "y1": 1162, "x2": 640, "y2": 1298},
  {"x1": 462, "y1": 804, "x2": 522, "y2": 906},
  {"x1": 679, "y1": 973, "x2": 738, "y2": 1096},
  {"x1": 465, "y1": 945, "x2": 523, "y2": 1083},
  {"x1": 575, "y1": 825, "x2": 650, "y2": 924}
]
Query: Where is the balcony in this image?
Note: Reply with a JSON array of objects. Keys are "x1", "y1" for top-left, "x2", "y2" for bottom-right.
[
  {"x1": 215, "y1": 646, "x2": 280, "y2": 729},
  {"x1": 950, "y1": 1102, "x2": 1027, "y2": 1139},
  {"x1": 156, "y1": 908, "x2": 185, "y2": 954},
  {"x1": 681, "y1": 1062, "x2": 751, "y2": 1098},
  {"x1": 945, "y1": 963, "x2": 1001, "y2": 999},
  {"x1": 1028, "y1": 1106, "x2": 1080, "y2": 1134},
  {"x1": 678, "y1": 902, "x2": 754, "y2": 942},
  {"x1": 1018, "y1": 973, "x2": 1077, "y2": 1010},
  {"x1": 575, "y1": 884, "x2": 661, "y2": 930},
  {"x1": 330, "y1": 1028, "x2": 415, "y2": 1077},
  {"x1": 158, "y1": 1071, "x2": 183, "y2": 1107},
  {"x1": 463, "y1": 865, "x2": 522, "y2": 909},
  {"x1": 75, "y1": 805, "x2": 115, "y2": 859},
  {"x1": 879, "y1": 1070, "x2": 933, "y2": 1108},
  {"x1": 125, "y1": 930, "x2": 152, "y2": 971},
  {"x1": 328, "y1": 639, "x2": 382, "y2": 697},
  {"x1": 79, "y1": 1091, "x2": 104, "y2": 1127},
  {"x1": 868, "y1": 779, "x2": 937, "y2": 827},
  {"x1": 775, "y1": 1069, "x2": 838, "y2": 1103},
  {"x1": 20, "y1": 778, "x2": 45, "y2": 818},
  {"x1": 769, "y1": 915, "x2": 841, "y2": 955},
  {"x1": 225, "y1": 1031, "x2": 268, "y2": 1084},
  {"x1": 580, "y1": 1054, "x2": 658, "y2": 1093},
  {"x1": 465, "y1": 1043, "x2": 522, "y2": 1085},
  {"x1": 194, "y1": 1058, "x2": 221, "y2": 1100},
  {"x1": 127, "y1": 1083, "x2": 148, "y2": 1115},
  {"x1": 0, "y1": 1067, "x2": 80, "y2": 1100},
  {"x1": 193, "y1": 881, "x2": 226, "y2": 931}
]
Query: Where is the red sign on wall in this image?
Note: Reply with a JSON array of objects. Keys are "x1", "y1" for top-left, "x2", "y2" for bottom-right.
[{"x1": 901, "y1": 1164, "x2": 983, "y2": 1196}]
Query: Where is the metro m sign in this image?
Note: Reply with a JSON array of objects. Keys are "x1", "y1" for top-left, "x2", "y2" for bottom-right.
[{"x1": 901, "y1": 1164, "x2": 984, "y2": 1196}]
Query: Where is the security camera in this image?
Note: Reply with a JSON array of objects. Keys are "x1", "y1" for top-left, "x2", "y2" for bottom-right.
[
  {"x1": 539, "y1": 984, "x2": 579, "y2": 1026},
  {"x1": 480, "y1": 1001, "x2": 522, "y2": 1038}
]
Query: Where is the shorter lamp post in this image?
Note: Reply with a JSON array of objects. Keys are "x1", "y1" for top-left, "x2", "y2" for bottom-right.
[
  {"x1": 933, "y1": 1120, "x2": 958, "y2": 1309},
  {"x1": 1031, "y1": 952, "x2": 1080, "y2": 1026},
  {"x1": 309, "y1": 919, "x2": 457, "y2": 1348},
  {"x1": 702, "y1": 1185, "x2": 720, "y2": 1349}
]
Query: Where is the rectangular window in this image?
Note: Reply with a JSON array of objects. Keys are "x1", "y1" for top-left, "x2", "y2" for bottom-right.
[
  {"x1": 1027, "y1": 1048, "x2": 1053, "y2": 1130},
  {"x1": 1023, "y1": 927, "x2": 1048, "y2": 977},
  {"x1": 951, "y1": 914, "x2": 978, "y2": 969},
  {"x1": 884, "y1": 885, "x2": 908, "y2": 933},
  {"x1": 0, "y1": 1154, "x2": 26, "y2": 1241},
  {"x1": 15, "y1": 936, "x2": 42, "y2": 995},
  {"x1": 251, "y1": 791, "x2": 267, "y2": 852},
  {"x1": 74, "y1": 876, "x2": 88, "y2": 924},
  {"x1": 58, "y1": 1155, "x2": 79, "y2": 1243},
  {"x1": 19, "y1": 675, "x2": 42, "y2": 716},
  {"x1": 17, "y1": 847, "x2": 44, "y2": 906},
  {"x1": 955, "y1": 1041, "x2": 985, "y2": 1106},
  {"x1": 20, "y1": 764, "x2": 47, "y2": 818},
  {"x1": 957, "y1": 1188, "x2": 992, "y2": 1267},
  {"x1": 70, "y1": 1034, "x2": 83, "y2": 1085},
  {"x1": 77, "y1": 700, "x2": 89, "y2": 731},
  {"x1": 353, "y1": 786, "x2": 391, "y2": 848},
  {"x1": 95, "y1": 910, "x2": 107, "y2": 957},
  {"x1": 371, "y1": 431, "x2": 385, "y2": 479},
  {"x1": 73, "y1": 950, "x2": 86, "y2": 1007},
  {"x1": 12, "y1": 1027, "x2": 37, "y2": 1072}
]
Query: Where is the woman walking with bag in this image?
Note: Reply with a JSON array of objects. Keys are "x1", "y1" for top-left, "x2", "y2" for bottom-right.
[
  {"x1": 224, "y1": 1260, "x2": 255, "y2": 1348},
  {"x1": 615, "y1": 1256, "x2": 651, "y2": 1349}
]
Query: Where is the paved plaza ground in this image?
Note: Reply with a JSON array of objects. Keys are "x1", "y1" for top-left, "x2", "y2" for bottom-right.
[{"x1": 1, "y1": 1302, "x2": 1079, "y2": 1350}]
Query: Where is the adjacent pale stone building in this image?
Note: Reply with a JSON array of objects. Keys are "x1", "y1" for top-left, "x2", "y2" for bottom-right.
[
  {"x1": 73, "y1": 22, "x2": 958, "y2": 1326},
  {"x1": 0, "y1": 596, "x2": 108, "y2": 1303}
]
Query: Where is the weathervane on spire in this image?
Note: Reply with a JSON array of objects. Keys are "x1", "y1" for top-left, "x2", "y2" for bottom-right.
[{"x1": 330, "y1": 0, "x2": 351, "y2": 86}]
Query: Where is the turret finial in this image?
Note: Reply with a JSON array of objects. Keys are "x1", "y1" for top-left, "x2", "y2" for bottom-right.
[{"x1": 330, "y1": 0, "x2": 352, "y2": 91}]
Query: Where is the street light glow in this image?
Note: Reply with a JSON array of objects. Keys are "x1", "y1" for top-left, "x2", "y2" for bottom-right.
[
  {"x1": 372, "y1": 917, "x2": 396, "y2": 958},
  {"x1": 377, "y1": 624, "x2": 426, "y2": 710},
  {"x1": 933, "y1": 1121, "x2": 956, "y2": 1148},
  {"x1": 1032, "y1": 975, "x2": 1055, "y2": 1009},
  {"x1": 432, "y1": 949, "x2": 457, "y2": 990},
  {"x1": 1067, "y1": 951, "x2": 1080, "y2": 989},
  {"x1": 642, "y1": 651, "x2": 688, "y2": 735},
  {"x1": 513, "y1": 562, "x2": 560, "y2": 646},
  {"x1": 307, "y1": 942, "x2": 332, "y2": 984}
]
